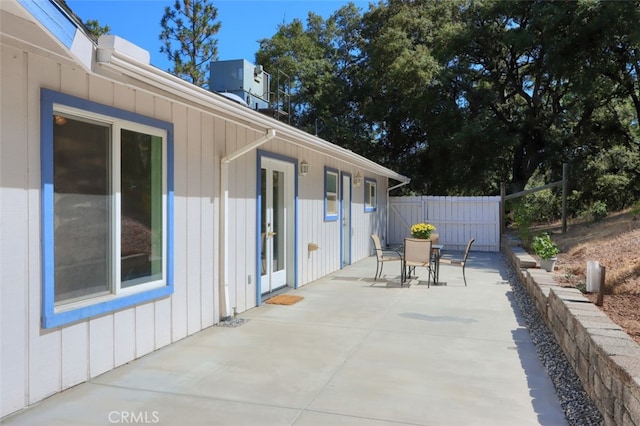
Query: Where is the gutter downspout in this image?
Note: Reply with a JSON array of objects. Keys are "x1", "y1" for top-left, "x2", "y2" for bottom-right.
[
  {"x1": 220, "y1": 129, "x2": 276, "y2": 320},
  {"x1": 386, "y1": 179, "x2": 411, "y2": 247}
]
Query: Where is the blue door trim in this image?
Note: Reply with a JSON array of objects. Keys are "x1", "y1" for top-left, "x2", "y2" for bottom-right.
[
  {"x1": 340, "y1": 172, "x2": 352, "y2": 268},
  {"x1": 256, "y1": 150, "x2": 298, "y2": 305}
]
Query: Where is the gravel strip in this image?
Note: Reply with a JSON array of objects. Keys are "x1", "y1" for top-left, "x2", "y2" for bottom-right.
[
  {"x1": 216, "y1": 317, "x2": 248, "y2": 327},
  {"x1": 503, "y1": 257, "x2": 604, "y2": 426}
]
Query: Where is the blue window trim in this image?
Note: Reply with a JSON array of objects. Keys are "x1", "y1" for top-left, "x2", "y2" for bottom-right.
[
  {"x1": 324, "y1": 166, "x2": 339, "y2": 221},
  {"x1": 40, "y1": 88, "x2": 174, "y2": 329},
  {"x1": 255, "y1": 150, "x2": 299, "y2": 305},
  {"x1": 364, "y1": 177, "x2": 377, "y2": 212}
]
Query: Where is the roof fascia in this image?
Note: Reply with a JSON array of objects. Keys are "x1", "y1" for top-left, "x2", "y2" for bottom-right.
[{"x1": 95, "y1": 37, "x2": 409, "y2": 184}]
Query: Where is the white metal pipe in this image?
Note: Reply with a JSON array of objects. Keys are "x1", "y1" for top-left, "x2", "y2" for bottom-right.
[
  {"x1": 219, "y1": 129, "x2": 276, "y2": 320},
  {"x1": 222, "y1": 129, "x2": 276, "y2": 164},
  {"x1": 388, "y1": 181, "x2": 411, "y2": 192}
]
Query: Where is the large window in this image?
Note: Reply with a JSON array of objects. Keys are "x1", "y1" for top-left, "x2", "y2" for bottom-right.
[
  {"x1": 324, "y1": 167, "x2": 339, "y2": 221},
  {"x1": 41, "y1": 89, "x2": 173, "y2": 328},
  {"x1": 365, "y1": 178, "x2": 377, "y2": 212}
]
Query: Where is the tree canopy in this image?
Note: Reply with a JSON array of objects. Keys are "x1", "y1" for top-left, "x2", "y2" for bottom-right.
[
  {"x1": 256, "y1": 0, "x2": 640, "y2": 213},
  {"x1": 84, "y1": 20, "x2": 110, "y2": 38},
  {"x1": 159, "y1": 0, "x2": 221, "y2": 88}
]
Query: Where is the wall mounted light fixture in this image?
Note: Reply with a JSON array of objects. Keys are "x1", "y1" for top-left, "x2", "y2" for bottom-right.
[
  {"x1": 299, "y1": 160, "x2": 309, "y2": 176},
  {"x1": 353, "y1": 171, "x2": 363, "y2": 187}
]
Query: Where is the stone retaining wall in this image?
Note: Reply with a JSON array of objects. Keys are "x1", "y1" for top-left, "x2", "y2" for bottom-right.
[{"x1": 502, "y1": 236, "x2": 640, "y2": 426}]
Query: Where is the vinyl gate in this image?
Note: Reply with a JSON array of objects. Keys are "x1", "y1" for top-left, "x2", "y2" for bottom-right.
[{"x1": 388, "y1": 196, "x2": 501, "y2": 252}]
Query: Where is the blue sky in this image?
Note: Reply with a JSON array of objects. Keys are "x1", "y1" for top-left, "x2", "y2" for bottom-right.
[{"x1": 66, "y1": 0, "x2": 370, "y2": 71}]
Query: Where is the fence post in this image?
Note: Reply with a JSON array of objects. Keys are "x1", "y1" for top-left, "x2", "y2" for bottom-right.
[
  {"x1": 562, "y1": 163, "x2": 568, "y2": 234},
  {"x1": 500, "y1": 182, "x2": 505, "y2": 238},
  {"x1": 596, "y1": 265, "x2": 606, "y2": 307}
]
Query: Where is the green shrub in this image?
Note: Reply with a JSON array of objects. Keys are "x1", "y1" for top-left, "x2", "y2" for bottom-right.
[
  {"x1": 578, "y1": 201, "x2": 608, "y2": 222},
  {"x1": 526, "y1": 190, "x2": 561, "y2": 223},
  {"x1": 631, "y1": 200, "x2": 640, "y2": 221},
  {"x1": 567, "y1": 190, "x2": 584, "y2": 218},
  {"x1": 510, "y1": 201, "x2": 533, "y2": 244},
  {"x1": 580, "y1": 145, "x2": 640, "y2": 212},
  {"x1": 594, "y1": 174, "x2": 630, "y2": 212},
  {"x1": 531, "y1": 233, "x2": 560, "y2": 260},
  {"x1": 510, "y1": 190, "x2": 561, "y2": 224}
]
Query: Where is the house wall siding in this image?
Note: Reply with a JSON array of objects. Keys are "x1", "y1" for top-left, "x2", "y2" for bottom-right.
[
  {"x1": 293, "y1": 152, "x2": 389, "y2": 285},
  {"x1": 0, "y1": 3, "x2": 400, "y2": 418},
  {"x1": 1, "y1": 43, "x2": 30, "y2": 416},
  {"x1": 0, "y1": 37, "x2": 393, "y2": 417},
  {"x1": 226, "y1": 124, "x2": 253, "y2": 312},
  {"x1": 0, "y1": 44, "x2": 227, "y2": 416}
]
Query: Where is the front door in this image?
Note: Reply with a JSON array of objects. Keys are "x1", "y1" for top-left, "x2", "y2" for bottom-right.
[
  {"x1": 260, "y1": 157, "x2": 294, "y2": 294},
  {"x1": 341, "y1": 173, "x2": 352, "y2": 267}
]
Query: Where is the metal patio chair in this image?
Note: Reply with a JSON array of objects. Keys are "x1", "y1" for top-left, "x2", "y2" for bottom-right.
[
  {"x1": 402, "y1": 238, "x2": 434, "y2": 287},
  {"x1": 370, "y1": 234, "x2": 402, "y2": 281},
  {"x1": 439, "y1": 238, "x2": 475, "y2": 286}
]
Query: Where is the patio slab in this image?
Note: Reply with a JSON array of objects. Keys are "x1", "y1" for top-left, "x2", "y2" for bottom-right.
[{"x1": 2, "y1": 253, "x2": 567, "y2": 425}]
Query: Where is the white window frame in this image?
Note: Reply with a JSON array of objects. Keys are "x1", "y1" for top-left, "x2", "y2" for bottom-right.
[
  {"x1": 364, "y1": 178, "x2": 377, "y2": 212},
  {"x1": 41, "y1": 89, "x2": 174, "y2": 328},
  {"x1": 324, "y1": 167, "x2": 339, "y2": 221}
]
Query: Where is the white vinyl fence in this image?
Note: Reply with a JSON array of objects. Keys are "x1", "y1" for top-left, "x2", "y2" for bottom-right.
[{"x1": 388, "y1": 196, "x2": 501, "y2": 252}]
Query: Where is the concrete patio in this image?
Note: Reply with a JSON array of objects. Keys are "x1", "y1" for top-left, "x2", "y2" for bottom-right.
[{"x1": 2, "y1": 252, "x2": 567, "y2": 426}]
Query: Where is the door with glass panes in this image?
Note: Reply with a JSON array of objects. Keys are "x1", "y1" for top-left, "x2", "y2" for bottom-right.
[{"x1": 260, "y1": 157, "x2": 294, "y2": 294}]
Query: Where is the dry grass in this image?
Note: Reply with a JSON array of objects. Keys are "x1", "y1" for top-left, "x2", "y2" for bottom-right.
[
  {"x1": 547, "y1": 211, "x2": 640, "y2": 294},
  {"x1": 526, "y1": 210, "x2": 640, "y2": 344}
]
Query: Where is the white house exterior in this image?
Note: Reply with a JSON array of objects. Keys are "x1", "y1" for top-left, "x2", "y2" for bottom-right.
[{"x1": 0, "y1": 0, "x2": 409, "y2": 418}]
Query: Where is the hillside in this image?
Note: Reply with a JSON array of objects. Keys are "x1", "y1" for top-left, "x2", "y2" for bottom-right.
[{"x1": 531, "y1": 210, "x2": 640, "y2": 344}]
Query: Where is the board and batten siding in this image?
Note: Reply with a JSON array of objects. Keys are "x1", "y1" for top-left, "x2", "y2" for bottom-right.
[
  {"x1": 389, "y1": 196, "x2": 500, "y2": 252},
  {"x1": 280, "y1": 147, "x2": 389, "y2": 287},
  {"x1": 0, "y1": 37, "x2": 395, "y2": 417},
  {"x1": 0, "y1": 44, "x2": 224, "y2": 417}
]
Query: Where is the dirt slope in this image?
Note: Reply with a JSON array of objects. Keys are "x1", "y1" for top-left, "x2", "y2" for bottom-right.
[{"x1": 530, "y1": 210, "x2": 640, "y2": 344}]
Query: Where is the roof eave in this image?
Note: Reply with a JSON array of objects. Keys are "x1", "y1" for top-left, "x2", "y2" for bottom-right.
[{"x1": 95, "y1": 36, "x2": 409, "y2": 184}]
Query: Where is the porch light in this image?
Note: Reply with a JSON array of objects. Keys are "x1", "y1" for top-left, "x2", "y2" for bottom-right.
[
  {"x1": 299, "y1": 160, "x2": 309, "y2": 176},
  {"x1": 353, "y1": 172, "x2": 363, "y2": 187}
]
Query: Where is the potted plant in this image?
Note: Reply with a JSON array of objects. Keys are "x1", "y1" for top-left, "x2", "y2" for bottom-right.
[
  {"x1": 531, "y1": 233, "x2": 560, "y2": 272},
  {"x1": 410, "y1": 222, "x2": 436, "y2": 239}
]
